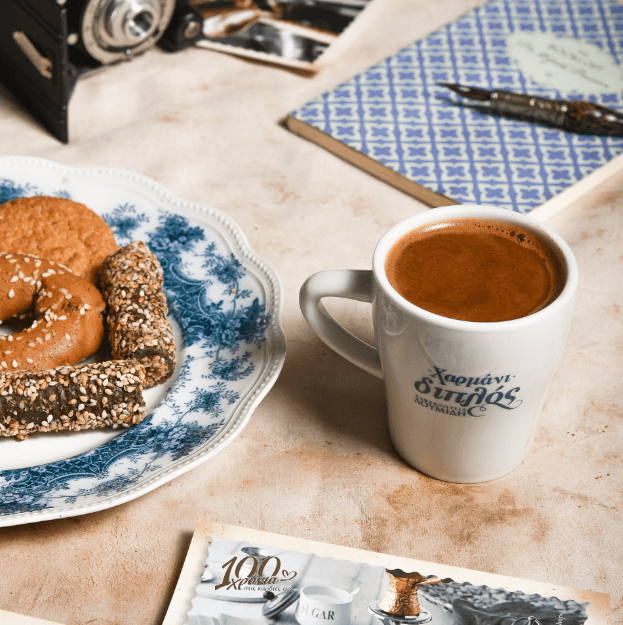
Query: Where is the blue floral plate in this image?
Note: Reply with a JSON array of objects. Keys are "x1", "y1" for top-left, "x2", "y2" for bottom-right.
[{"x1": 0, "y1": 157, "x2": 286, "y2": 526}]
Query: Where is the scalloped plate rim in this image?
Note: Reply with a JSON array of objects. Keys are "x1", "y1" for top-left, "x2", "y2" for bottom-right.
[{"x1": 0, "y1": 156, "x2": 287, "y2": 527}]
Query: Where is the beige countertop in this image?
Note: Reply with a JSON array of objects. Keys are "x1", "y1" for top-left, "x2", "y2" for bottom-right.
[{"x1": 0, "y1": 1, "x2": 621, "y2": 624}]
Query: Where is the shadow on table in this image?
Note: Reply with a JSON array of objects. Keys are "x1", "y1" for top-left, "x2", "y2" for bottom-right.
[
  {"x1": 157, "y1": 529, "x2": 196, "y2": 624},
  {"x1": 277, "y1": 332, "x2": 395, "y2": 456}
]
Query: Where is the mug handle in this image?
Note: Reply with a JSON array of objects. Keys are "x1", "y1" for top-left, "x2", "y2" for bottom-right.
[{"x1": 299, "y1": 270, "x2": 383, "y2": 379}]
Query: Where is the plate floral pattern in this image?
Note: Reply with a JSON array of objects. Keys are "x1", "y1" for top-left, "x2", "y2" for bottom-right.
[{"x1": 0, "y1": 157, "x2": 286, "y2": 526}]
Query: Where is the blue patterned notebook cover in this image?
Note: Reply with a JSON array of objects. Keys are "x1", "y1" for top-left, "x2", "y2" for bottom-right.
[{"x1": 289, "y1": 0, "x2": 623, "y2": 213}]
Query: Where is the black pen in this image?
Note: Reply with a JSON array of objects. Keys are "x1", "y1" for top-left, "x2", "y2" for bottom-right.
[{"x1": 438, "y1": 83, "x2": 623, "y2": 137}]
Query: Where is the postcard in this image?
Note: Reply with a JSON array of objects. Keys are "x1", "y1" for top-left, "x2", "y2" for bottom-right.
[
  {"x1": 163, "y1": 521, "x2": 610, "y2": 625},
  {"x1": 192, "y1": 0, "x2": 384, "y2": 73}
]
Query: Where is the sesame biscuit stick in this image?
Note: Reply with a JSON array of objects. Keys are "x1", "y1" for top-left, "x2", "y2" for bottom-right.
[
  {"x1": 100, "y1": 241, "x2": 176, "y2": 388},
  {"x1": 0, "y1": 360, "x2": 146, "y2": 441}
]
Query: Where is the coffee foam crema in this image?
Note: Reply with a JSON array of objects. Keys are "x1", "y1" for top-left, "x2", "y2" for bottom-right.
[{"x1": 385, "y1": 218, "x2": 565, "y2": 323}]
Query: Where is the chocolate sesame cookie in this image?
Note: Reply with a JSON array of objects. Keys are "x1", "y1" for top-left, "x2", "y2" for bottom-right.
[
  {"x1": 0, "y1": 196, "x2": 118, "y2": 284},
  {"x1": 0, "y1": 360, "x2": 146, "y2": 441},
  {"x1": 0, "y1": 253, "x2": 106, "y2": 371},
  {"x1": 100, "y1": 241, "x2": 176, "y2": 388}
]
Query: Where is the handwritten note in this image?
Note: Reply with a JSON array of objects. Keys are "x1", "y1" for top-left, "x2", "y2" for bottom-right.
[{"x1": 507, "y1": 32, "x2": 623, "y2": 93}]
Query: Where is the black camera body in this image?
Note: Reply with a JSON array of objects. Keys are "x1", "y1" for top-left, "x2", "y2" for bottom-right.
[{"x1": 0, "y1": 0, "x2": 203, "y2": 143}]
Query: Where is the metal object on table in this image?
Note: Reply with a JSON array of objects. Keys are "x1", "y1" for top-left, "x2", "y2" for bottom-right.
[
  {"x1": 81, "y1": 0, "x2": 176, "y2": 63},
  {"x1": 368, "y1": 602, "x2": 433, "y2": 625},
  {"x1": 511, "y1": 618, "x2": 543, "y2": 625},
  {"x1": 200, "y1": 569, "x2": 214, "y2": 583},
  {"x1": 0, "y1": 0, "x2": 202, "y2": 143},
  {"x1": 0, "y1": 0, "x2": 182, "y2": 143},
  {"x1": 158, "y1": 0, "x2": 204, "y2": 51},
  {"x1": 241, "y1": 546, "x2": 276, "y2": 577},
  {"x1": 438, "y1": 82, "x2": 623, "y2": 137},
  {"x1": 262, "y1": 588, "x2": 301, "y2": 618},
  {"x1": 368, "y1": 569, "x2": 453, "y2": 625}
]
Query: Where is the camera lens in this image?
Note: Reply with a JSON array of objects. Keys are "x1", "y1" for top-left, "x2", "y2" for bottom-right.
[
  {"x1": 107, "y1": 1, "x2": 158, "y2": 46},
  {"x1": 81, "y1": 0, "x2": 175, "y2": 63},
  {"x1": 116, "y1": 2, "x2": 158, "y2": 46},
  {"x1": 126, "y1": 10, "x2": 155, "y2": 40}
]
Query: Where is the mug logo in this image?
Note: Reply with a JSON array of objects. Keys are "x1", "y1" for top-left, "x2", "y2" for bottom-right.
[
  {"x1": 216, "y1": 555, "x2": 298, "y2": 591},
  {"x1": 413, "y1": 366, "x2": 523, "y2": 417}
]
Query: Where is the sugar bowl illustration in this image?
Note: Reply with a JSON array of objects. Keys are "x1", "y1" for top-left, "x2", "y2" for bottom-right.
[
  {"x1": 368, "y1": 569, "x2": 453, "y2": 625},
  {"x1": 262, "y1": 585, "x2": 357, "y2": 625},
  {"x1": 295, "y1": 586, "x2": 359, "y2": 625}
]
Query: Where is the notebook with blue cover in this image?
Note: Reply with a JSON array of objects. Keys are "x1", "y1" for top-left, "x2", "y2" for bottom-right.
[{"x1": 286, "y1": 0, "x2": 623, "y2": 217}]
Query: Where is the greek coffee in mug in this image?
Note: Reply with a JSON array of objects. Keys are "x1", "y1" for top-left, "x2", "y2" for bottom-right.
[
  {"x1": 300, "y1": 206, "x2": 578, "y2": 483},
  {"x1": 384, "y1": 218, "x2": 565, "y2": 323}
]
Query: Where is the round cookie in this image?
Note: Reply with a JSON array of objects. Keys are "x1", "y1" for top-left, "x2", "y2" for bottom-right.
[
  {"x1": 0, "y1": 196, "x2": 118, "y2": 284},
  {"x1": 0, "y1": 252, "x2": 106, "y2": 371}
]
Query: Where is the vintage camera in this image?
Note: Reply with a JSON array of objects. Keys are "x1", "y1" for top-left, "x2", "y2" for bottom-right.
[{"x1": 0, "y1": 0, "x2": 203, "y2": 143}]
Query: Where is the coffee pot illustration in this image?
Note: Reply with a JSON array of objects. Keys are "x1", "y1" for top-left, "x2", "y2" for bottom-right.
[{"x1": 368, "y1": 569, "x2": 453, "y2": 625}]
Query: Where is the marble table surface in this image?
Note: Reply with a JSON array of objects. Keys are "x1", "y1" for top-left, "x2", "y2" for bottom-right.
[{"x1": 0, "y1": 1, "x2": 620, "y2": 624}]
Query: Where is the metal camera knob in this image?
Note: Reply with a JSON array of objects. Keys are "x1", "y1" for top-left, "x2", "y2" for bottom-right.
[{"x1": 81, "y1": 0, "x2": 175, "y2": 64}]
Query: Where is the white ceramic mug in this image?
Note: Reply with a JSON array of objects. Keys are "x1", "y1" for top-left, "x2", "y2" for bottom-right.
[
  {"x1": 295, "y1": 586, "x2": 353, "y2": 625},
  {"x1": 299, "y1": 205, "x2": 578, "y2": 483}
]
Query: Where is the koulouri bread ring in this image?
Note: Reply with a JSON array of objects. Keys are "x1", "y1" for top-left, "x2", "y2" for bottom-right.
[{"x1": 0, "y1": 253, "x2": 106, "y2": 371}]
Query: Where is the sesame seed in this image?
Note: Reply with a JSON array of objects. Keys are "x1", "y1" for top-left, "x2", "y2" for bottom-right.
[
  {"x1": 9, "y1": 276, "x2": 17, "y2": 283},
  {"x1": 8, "y1": 290, "x2": 14, "y2": 298},
  {"x1": 12, "y1": 361, "x2": 17, "y2": 368}
]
